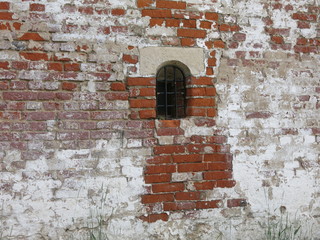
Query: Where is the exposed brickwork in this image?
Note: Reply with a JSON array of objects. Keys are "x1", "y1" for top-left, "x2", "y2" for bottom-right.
[{"x1": 0, "y1": 0, "x2": 319, "y2": 238}]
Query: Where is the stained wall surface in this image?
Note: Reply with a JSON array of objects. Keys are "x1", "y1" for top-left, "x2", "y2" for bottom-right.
[{"x1": 0, "y1": 0, "x2": 319, "y2": 239}]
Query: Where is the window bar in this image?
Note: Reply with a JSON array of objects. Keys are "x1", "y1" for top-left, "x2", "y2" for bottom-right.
[
  {"x1": 164, "y1": 66, "x2": 168, "y2": 119},
  {"x1": 174, "y1": 67, "x2": 177, "y2": 119}
]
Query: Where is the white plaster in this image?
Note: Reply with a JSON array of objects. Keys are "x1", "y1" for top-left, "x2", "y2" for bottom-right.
[{"x1": 139, "y1": 47, "x2": 205, "y2": 76}]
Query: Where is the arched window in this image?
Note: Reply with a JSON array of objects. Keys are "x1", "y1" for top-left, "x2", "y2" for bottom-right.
[{"x1": 156, "y1": 65, "x2": 186, "y2": 119}]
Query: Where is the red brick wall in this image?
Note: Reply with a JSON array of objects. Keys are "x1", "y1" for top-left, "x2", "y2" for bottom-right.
[{"x1": 1, "y1": 0, "x2": 319, "y2": 230}]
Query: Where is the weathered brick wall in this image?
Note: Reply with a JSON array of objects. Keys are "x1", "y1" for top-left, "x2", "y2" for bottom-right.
[{"x1": 0, "y1": 0, "x2": 319, "y2": 239}]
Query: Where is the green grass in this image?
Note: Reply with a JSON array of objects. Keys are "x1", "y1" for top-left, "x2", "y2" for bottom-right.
[{"x1": 86, "y1": 186, "x2": 112, "y2": 240}]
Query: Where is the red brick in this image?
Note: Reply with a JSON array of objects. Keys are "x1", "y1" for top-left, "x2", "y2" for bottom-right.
[
  {"x1": 298, "y1": 95, "x2": 310, "y2": 101},
  {"x1": 20, "y1": 52, "x2": 49, "y2": 61},
  {"x1": 0, "y1": 12, "x2": 13, "y2": 20},
  {"x1": 0, "y1": 81, "x2": 8, "y2": 90},
  {"x1": 216, "y1": 180, "x2": 236, "y2": 188},
  {"x1": 153, "y1": 145, "x2": 185, "y2": 155},
  {"x1": 228, "y1": 42, "x2": 239, "y2": 49},
  {"x1": 87, "y1": 72, "x2": 110, "y2": 81},
  {"x1": 0, "y1": 2, "x2": 9, "y2": 10},
  {"x1": 152, "y1": 182, "x2": 184, "y2": 193},
  {"x1": 43, "y1": 102, "x2": 61, "y2": 110},
  {"x1": 233, "y1": 33, "x2": 246, "y2": 41},
  {"x1": 127, "y1": 77, "x2": 155, "y2": 86},
  {"x1": 196, "y1": 200, "x2": 221, "y2": 209},
  {"x1": 207, "y1": 58, "x2": 216, "y2": 66},
  {"x1": 3, "y1": 92, "x2": 37, "y2": 101},
  {"x1": 137, "y1": 88, "x2": 155, "y2": 96},
  {"x1": 203, "y1": 154, "x2": 228, "y2": 162},
  {"x1": 0, "y1": 71, "x2": 16, "y2": 79},
  {"x1": 140, "y1": 213, "x2": 169, "y2": 223},
  {"x1": 145, "y1": 174, "x2": 171, "y2": 183},
  {"x1": 18, "y1": 32, "x2": 45, "y2": 41},
  {"x1": 271, "y1": 35, "x2": 284, "y2": 44},
  {"x1": 58, "y1": 112, "x2": 89, "y2": 120},
  {"x1": 173, "y1": 154, "x2": 202, "y2": 163},
  {"x1": 218, "y1": 23, "x2": 230, "y2": 31},
  {"x1": 78, "y1": 6, "x2": 94, "y2": 15},
  {"x1": 297, "y1": 21, "x2": 310, "y2": 29},
  {"x1": 200, "y1": 21, "x2": 212, "y2": 29},
  {"x1": 292, "y1": 13, "x2": 317, "y2": 21},
  {"x1": 186, "y1": 143, "x2": 220, "y2": 153},
  {"x1": 0, "y1": 132, "x2": 12, "y2": 141},
  {"x1": 130, "y1": 99, "x2": 156, "y2": 108},
  {"x1": 123, "y1": 54, "x2": 138, "y2": 64},
  {"x1": 64, "y1": 63, "x2": 80, "y2": 71},
  {"x1": 101, "y1": 26, "x2": 110, "y2": 34},
  {"x1": 145, "y1": 165, "x2": 176, "y2": 174},
  {"x1": 23, "y1": 112, "x2": 56, "y2": 121},
  {"x1": 294, "y1": 45, "x2": 317, "y2": 53},
  {"x1": 157, "y1": 128, "x2": 184, "y2": 136},
  {"x1": 48, "y1": 62, "x2": 63, "y2": 71},
  {"x1": 0, "y1": 112, "x2": 20, "y2": 120},
  {"x1": 111, "y1": 8, "x2": 125, "y2": 16},
  {"x1": 175, "y1": 192, "x2": 201, "y2": 201},
  {"x1": 38, "y1": 92, "x2": 56, "y2": 100},
  {"x1": 188, "y1": 98, "x2": 215, "y2": 107},
  {"x1": 137, "y1": 0, "x2": 154, "y2": 8},
  {"x1": 163, "y1": 202, "x2": 195, "y2": 211},
  {"x1": 156, "y1": 0, "x2": 186, "y2": 9},
  {"x1": 143, "y1": 120, "x2": 156, "y2": 129},
  {"x1": 162, "y1": 37, "x2": 180, "y2": 46},
  {"x1": 7, "y1": 102, "x2": 25, "y2": 111},
  {"x1": 207, "y1": 108, "x2": 218, "y2": 118},
  {"x1": 13, "y1": 22, "x2": 22, "y2": 30},
  {"x1": 90, "y1": 131, "x2": 117, "y2": 139},
  {"x1": 177, "y1": 163, "x2": 208, "y2": 172},
  {"x1": 181, "y1": 38, "x2": 195, "y2": 46},
  {"x1": 173, "y1": 10, "x2": 202, "y2": 19},
  {"x1": 10, "y1": 81, "x2": 27, "y2": 90},
  {"x1": 0, "y1": 61, "x2": 9, "y2": 69},
  {"x1": 177, "y1": 29, "x2": 206, "y2": 38},
  {"x1": 186, "y1": 107, "x2": 206, "y2": 116},
  {"x1": 150, "y1": 18, "x2": 165, "y2": 27},
  {"x1": 30, "y1": 3, "x2": 45, "y2": 11},
  {"x1": 203, "y1": 171, "x2": 232, "y2": 180},
  {"x1": 246, "y1": 111, "x2": 272, "y2": 119},
  {"x1": 166, "y1": 19, "x2": 180, "y2": 27},
  {"x1": 142, "y1": 9, "x2": 172, "y2": 18},
  {"x1": 62, "y1": 82, "x2": 77, "y2": 91},
  {"x1": 106, "y1": 92, "x2": 129, "y2": 100},
  {"x1": 207, "y1": 162, "x2": 232, "y2": 171},
  {"x1": 111, "y1": 82, "x2": 126, "y2": 91},
  {"x1": 0, "y1": 22, "x2": 10, "y2": 30},
  {"x1": 194, "y1": 181, "x2": 215, "y2": 190},
  {"x1": 205, "y1": 12, "x2": 219, "y2": 21},
  {"x1": 139, "y1": 109, "x2": 156, "y2": 119},
  {"x1": 265, "y1": 28, "x2": 290, "y2": 36},
  {"x1": 146, "y1": 155, "x2": 172, "y2": 164},
  {"x1": 58, "y1": 131, "x2": 89, "y2": 140},
  {"x1": 124, "y1": 130, "x2": 153, "y2": 140},
  {"x1": 227, "y1": 199, "x2": 247, "y2": 208},
  {"x1": 111, "y1": 26, "x2": 128, "y2": 33},
  {"x1": 182, "y1": 19, "x2": 196, "y2": 28},
  {"x1": 213, "y1": 40, "x2": 225, "y2": 48},
  {"x1": 91, "y1": 111, "x2": 126, "y2": 120},
  {"x1": 158, "y1": 120, "x2": 180, "y2": 128}
]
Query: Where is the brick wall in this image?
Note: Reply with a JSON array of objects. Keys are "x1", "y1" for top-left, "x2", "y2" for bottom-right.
[{"x1": 0, "y1": 0, "x2": 319, "y2": 239}]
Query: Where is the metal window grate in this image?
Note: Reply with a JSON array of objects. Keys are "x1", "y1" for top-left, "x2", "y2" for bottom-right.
[{"x1": 156, "y1": 65, "x2": 186, "y2": 119}]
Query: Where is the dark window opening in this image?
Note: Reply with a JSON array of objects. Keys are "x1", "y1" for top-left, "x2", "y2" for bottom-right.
[{"x1": 156, "y1": 65, "x2": 186, "y2": 119}]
